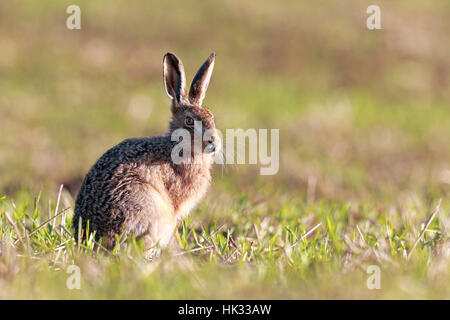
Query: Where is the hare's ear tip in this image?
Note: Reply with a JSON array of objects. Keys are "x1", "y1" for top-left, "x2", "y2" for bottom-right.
[
  {"x1": 209, "y1": 52, "x2": 216, "y2": 59},
  {"x1": 164, "y1": 52, "x2": 179, "y2": 61}
]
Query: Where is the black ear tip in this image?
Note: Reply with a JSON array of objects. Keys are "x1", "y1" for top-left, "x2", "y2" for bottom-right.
[
  {"x1": 164, "y1": 52, "x2": 180, "y2": 64},
  {"x1": 209, "y1": 52, "x2": 216, "y2": 59}
]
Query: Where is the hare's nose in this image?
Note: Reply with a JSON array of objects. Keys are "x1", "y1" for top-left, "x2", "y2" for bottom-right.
[{"x1": 205, "y1": 140, "x2": 216, "y2": 153}]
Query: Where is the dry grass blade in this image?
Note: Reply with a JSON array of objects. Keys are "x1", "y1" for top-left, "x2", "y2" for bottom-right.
[
  {"x1": 210, "y1": 224, "x2": 225, "y2": 237},
  {"x1": 200, "y1": 234, "x2": 226, "y2": 261},
  {"x1": 253, "y1": 224, "x2": 264, "y2": 247},
  {"x1": 27, "y1": 207, "x2": 71, "y2": 237},
  {"x1": 93, "y1": 240, "x2": 115, "y2": 257},
  {"x1": 356, "y1": 225, "x2": 366, "y2": 244},
  {"x1": 290, "y1": 222, "x2": 322, "y2": 248},
  {"x1": 407, "y1": 199, "x2": 442, "y2": 260},
  {"x1": 13, "y1": 208, "x2": 71, "y2": 245},
  {"x1": 59, "y1": 224, "x2": 73, "y2": 238},
  {"x1": 55, "y1": 239, "x2": 71, "y2": 250},
  {"x1": 228, "y1": 235, "x2": 241, "y2": 256},
  {"x1": 173, "y1": 245, "x2": 214, "y2": 256},
  {"x1": 24, "y1": 230, "x2": 31, "y2": 257},
  {"x1": 52, "y1": 184, "x2": 64, "y2": 229},
  {"x1": 4, "y1": 211, "x2": 24, "y2": 246}
]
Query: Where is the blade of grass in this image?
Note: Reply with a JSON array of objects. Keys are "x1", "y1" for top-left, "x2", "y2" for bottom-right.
[{"x1": 407, "y1": 199, "x2": 442, "y2": 260}]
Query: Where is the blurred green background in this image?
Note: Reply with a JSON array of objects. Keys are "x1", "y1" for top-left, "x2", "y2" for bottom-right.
[
  {"x1": 1, "y1": 0, "x2": 450, "y2": 202},
  {"x1": 1, "y1": 0, "x2": 449, "y2": 204},
  {"x1": 0, "y1": 0, "x2": 450, "y2": 299}
]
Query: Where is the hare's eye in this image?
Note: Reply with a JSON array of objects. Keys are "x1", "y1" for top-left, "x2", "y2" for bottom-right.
[{"x1": 185, "y1": 116, "x2": 194, "y2": 126}]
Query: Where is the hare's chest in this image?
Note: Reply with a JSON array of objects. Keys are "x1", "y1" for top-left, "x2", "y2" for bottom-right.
[{"x1": 174, "y1": 173, "x2": 211, "y2": 219}]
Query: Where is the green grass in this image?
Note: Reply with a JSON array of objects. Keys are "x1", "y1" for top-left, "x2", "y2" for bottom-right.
[{"x1": 0, "y1": 191, "x2": 448, "y2": 299}]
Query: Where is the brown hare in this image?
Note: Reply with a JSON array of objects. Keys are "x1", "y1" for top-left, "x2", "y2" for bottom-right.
[{"x1": 73, "y1": 52, "x2": 220, "y2": 251}]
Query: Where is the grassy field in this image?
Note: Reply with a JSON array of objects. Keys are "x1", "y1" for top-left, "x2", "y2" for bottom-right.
[{"x1": 0, "y1": 0, "x2": 449, "y2": 299}]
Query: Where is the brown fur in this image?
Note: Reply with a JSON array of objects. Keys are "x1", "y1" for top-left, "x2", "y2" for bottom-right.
[{"x1": 73, "y1": 53, "x2": 219, "y2": 249}]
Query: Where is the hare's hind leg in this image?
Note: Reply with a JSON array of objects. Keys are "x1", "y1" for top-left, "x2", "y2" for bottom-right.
[
  {"x1": 125, "y1": 184, "x2": 177, "y2": 258},
  {"x1": 141, "y1": 214, "x2": 178, "y2": 261}
]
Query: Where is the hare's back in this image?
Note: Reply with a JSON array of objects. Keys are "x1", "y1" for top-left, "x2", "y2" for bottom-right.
[
  {"x1": 74, "y1": 136, "x2": 172, "y2": 234},
  {"x1": 79, "y1": 136, "x2": 172, "y2": 199}
]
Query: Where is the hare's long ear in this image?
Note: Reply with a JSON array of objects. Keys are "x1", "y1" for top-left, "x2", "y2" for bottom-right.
[
  {"x1": 163, "y1": 53, "x2": 187, "y2": 108},
  {"x1": 188, "y1": 52, "x2": 215, "y2": 107}
]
